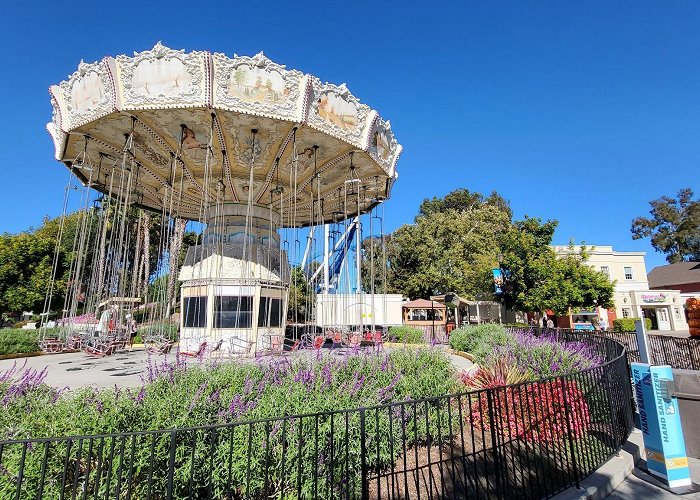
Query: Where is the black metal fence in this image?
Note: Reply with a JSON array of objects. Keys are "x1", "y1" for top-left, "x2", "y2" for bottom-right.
[
  {"x1": 518, "y1": 327, "x2": 700, "y2": 371},
  {"x1": 0, "y1": 333, "x2": 633, "y2": 499}
]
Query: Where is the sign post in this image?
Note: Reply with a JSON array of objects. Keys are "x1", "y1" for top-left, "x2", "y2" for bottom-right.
[
  {"x1": 631, "y1": 362, "x2": 692, "y2": 490},
  {"x1": 635, "y1": 318, "x2": 650, "y2": 364}
]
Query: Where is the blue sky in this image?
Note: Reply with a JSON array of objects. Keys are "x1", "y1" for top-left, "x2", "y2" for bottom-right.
[{"x1": 1, "y1": 1, "x2": 699, "y2": 272}]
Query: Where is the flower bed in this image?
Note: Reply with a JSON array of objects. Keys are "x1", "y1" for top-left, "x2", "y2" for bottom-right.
[
  {"x1": 0, "y1": 348, "x2": 458, "y2": 498},
  {"x1": 0, "y1": 348, "x2": 456, "y2": 440},
  {"x1": 450, "y1": 325, "x2": 602, "y2": 379},
  {"x1": 0, "y1": 334, "x2": 631, "y2": 499}
]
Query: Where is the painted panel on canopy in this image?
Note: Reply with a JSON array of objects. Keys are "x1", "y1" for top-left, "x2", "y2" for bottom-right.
[
  {"x1": 115, "y1": 43, "x2": 209, "y2": 110},
  {"x1": 368, "y1": 115, "x2": 400, "y2": 175},
  {"x1": 217, "y1": 112, "x2": 290, "y2": 174},
  {"x1": 54, "y1": 58, "x2": 116, "y2": 132},
  {"x1": 307, "y1": 79, "x2": 371, "y2": 150},
  {"x1": 212, "y1": 51, "x2": 305, "y2": 122}
]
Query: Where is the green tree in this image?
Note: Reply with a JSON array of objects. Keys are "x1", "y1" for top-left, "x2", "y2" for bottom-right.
[
  {"x1": 0, "y1": 233, "x2": 63, "y2": 315},
  {"x1": 418, "y1": 188, "x2": 512, "y2": 220},
  {"x1": 379, "y1": 190, "x2": 512, "y2": 299},
  {"x1": 287, "y1": 266, "x2": 312, "y2": 322},
  {"x1": 631, "y1": 188, "x2": 700, "y2": 263},
  {"x1": 499, "y1": 217, "x2": 614, "y2": 315}
]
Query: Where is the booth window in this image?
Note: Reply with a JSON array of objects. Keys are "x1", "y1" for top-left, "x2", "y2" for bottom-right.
[
  {"x1": 183, "y1": 296, "x2": 207, "y2": 328},
  {"x1": 621, "y1": 307, "x2": 631, "y2": 319},
  {"x1": 214, "y1": 296, "x2": 253, "y2": 328},
  {"x1": 600, "y1": 266, "x2": 609, "y2": 276},
  {"x1": 258, "y1": 297, "x2": 283, "y2": 327},
  {"x1": 408, "y1": 309, "x2": 442, "y2": 321}
]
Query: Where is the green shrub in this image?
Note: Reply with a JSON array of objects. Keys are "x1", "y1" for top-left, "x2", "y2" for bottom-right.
[
  {"x1": 136, "y1": 322, "x2": 179, "y2": 344},
  {"x1": 0, "y1": 329, "x2": 40, "y2": 355},
  {"x1": 449, "y1": 324, "x2": 513, "y2": 356},
  {"x1": 388, "y1": 325, "x2": 424, "y2": 344},
  {"x1": 612, "y1": 317, "x2": 652, "y2": 332}
]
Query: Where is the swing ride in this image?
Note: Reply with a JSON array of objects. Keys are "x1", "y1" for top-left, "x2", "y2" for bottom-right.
[{"x1": 42, "y1": 43, "x2": 401, "y2": 356}]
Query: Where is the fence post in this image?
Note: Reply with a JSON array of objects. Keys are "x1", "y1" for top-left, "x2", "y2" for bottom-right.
[
  {"x1": 360, "y1": 408, "x2": 369, "y2": 500},
  {"x1": 560, "y1": 377, "x2": 581, "y2": 489},
  {"x1": 166, "y1": 430, "x2": 177, "y2": 499},
  {"x1": 486, "y1": 389, "x2": 502, "y2": 499}
]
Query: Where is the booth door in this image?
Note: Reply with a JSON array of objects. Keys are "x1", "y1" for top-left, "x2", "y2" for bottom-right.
[{"x1": 657, "y1": 307, "x2": 671, "y2": 330}]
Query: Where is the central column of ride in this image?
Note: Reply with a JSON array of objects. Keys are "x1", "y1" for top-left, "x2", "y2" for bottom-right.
[{"x1": 178, "y1": 203, "x2": 289, "y2": 356}]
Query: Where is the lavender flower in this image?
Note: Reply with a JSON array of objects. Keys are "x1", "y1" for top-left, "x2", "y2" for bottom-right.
[{"x1": 188, "y1": 382, "x2": 208, "y2": 412}]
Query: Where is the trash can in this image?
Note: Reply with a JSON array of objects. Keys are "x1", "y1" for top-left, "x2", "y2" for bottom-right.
[{"x1": 673, "y1": 369, "x2": 700, "y2": 458}]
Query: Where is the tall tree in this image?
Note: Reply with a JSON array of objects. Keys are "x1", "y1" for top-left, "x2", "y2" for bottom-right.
[
  {"x1": 499, "y1": 217, "x2": 614, "y2": 315},
  {"x1": 377, "y1": 190, "x2": 512, "y2": 299},
  {"x1": 418, "y1": 188, "x2": 512, "y2": 220},
  {"x1": 631, "y1": 188, "x2": 700, "y2": 263}
]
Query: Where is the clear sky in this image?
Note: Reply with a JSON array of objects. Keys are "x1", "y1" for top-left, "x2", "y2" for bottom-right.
[{"x1": 1, "y1": 1, "x2": 699, "y2": 272}]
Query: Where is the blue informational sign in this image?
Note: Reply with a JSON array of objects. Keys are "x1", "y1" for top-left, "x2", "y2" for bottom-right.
[
  {"x1": 631, "y1": 363, "x2": 691, "y2": 488},
  {"x1": 492, "y1": 268, "x2": 503, "y2": 295}
]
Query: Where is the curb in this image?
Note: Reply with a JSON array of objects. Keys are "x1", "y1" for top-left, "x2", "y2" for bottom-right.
[
  {"x1": 551, "y1": 430, "x2": 642, "y2": 500},
  {"x1": 0, "y1": 351, "x2": 43, "y2": 360},
  {"x1": 446, "y1": 348, "x2": 476, "y2": 362}
]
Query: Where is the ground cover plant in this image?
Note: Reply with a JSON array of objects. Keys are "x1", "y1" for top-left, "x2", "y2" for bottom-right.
[{"x1": 0, "y1": 330, "x2": 616, "y2": 498}]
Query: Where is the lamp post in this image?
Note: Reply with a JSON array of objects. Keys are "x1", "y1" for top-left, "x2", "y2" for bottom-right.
[{"x1": 431, "y1": 300, "x2": 435, "y2": 344}]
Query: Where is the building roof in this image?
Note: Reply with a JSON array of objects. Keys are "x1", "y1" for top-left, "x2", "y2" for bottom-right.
[
  {"x1": 402, "y1": 299, "x2": 446, "y2": 309},
  {"x1": 648, "y1": 262, "x2": 700, "y2": 288}
]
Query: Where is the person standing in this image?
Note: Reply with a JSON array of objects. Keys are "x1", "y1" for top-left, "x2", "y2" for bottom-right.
[
  {"x1": 127, "y1": 314, "x2": 138, "y2": 351},
  {"x1": 546, "y1": 318, "x2": 554, "y2": 329}
]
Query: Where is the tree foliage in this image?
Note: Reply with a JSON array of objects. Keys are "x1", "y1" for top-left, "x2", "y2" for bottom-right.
[
  {"x1": 0, "y1": 233, "x2": 60, "y2": 316},
  {"x1": 369, "y1": 188, "x2": 615, "y2": 316},
  {"x1": 0, "y1": 207, "x2": 197, "y2": 317},
  {"x1": 631, "y1": 188, "x2": 700, "y2": 263},
  {"x1": 377, "y1": 194, "x2": 511, "y2": 299},
  {"x1": 418, "y1": 188, "x2": 512, "y2": 220},
  {"x1": 499, "y1": 217, "x2": 614, "y2": 315},
  {"x1": 287, "y1": 266, "x2": 312, "y2": 322}
]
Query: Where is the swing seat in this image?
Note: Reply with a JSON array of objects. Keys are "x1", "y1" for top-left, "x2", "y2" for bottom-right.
[{"x1": 181, "y1": 341, "x2": 207, "y2": 357}]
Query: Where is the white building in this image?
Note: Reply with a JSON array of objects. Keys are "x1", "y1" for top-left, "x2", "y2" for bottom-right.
[{"x1": 552, "y1": 245, "x2": 688, "y2": 331}]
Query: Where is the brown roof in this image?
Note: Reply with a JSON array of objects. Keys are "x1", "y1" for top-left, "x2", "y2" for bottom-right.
[
  {"x1": 648, "y1": 262, "x2": 700, "y2": 288},
  {"x1": 402, "y1": 299, "x2": 446, "y2": 309}
]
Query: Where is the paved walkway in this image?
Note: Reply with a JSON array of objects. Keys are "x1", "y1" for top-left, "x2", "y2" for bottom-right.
[
  {"x1": 609, "y1": 453, "x2": 700, "y2": 499},
  {"x1": 650, "y1": 329, "x2": 691, "y2": 338},
  {"x1": 0, "y1": 347, "x2": 156, "y2": 389}
]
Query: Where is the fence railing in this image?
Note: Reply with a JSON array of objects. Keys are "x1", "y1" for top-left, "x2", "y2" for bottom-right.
[
  {"x1": 0, "y1": 333, "x2": 633, "y2": 499},
  {"x1": 517, "y1": 327, "x2": 700, "y2": 371}
]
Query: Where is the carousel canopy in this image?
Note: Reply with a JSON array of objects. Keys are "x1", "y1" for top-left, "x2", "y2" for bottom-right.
[{"x1": 47, "y1": 43, "x2": 401, "y2": 226}]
